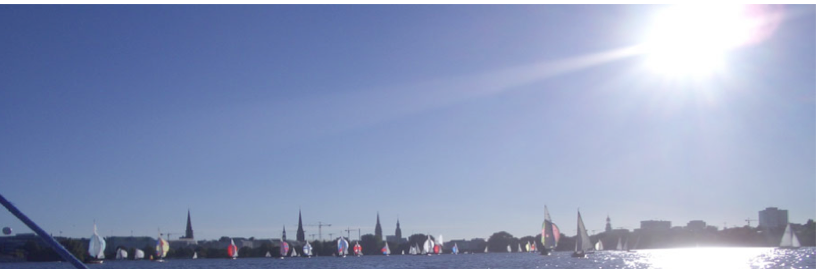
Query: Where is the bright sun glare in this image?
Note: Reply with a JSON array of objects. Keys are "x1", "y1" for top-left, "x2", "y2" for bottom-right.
[{"x1": 641, "y1": 5, "x2": 761, "y2": 77}]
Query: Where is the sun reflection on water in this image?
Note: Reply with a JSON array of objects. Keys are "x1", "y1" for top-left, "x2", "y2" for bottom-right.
[{"x1": 626, "y1": 247, "x2": 812, "y2": 269}]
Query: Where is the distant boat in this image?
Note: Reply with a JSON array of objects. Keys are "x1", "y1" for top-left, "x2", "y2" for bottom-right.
[
  {"x1": 87, "y1": 223, "x2": 106, "y2": 264},
  {"x1": 571, "y1": 210, "x2": 592, "y2": 258},
  {"x1": 517, "y1": 243, "x2": 522, "y2": 252},
  {"x1": 382, "y1": 242, "x2": 391, "y2": 255},
  {"x1": 265, "y1": 251, "x2": 272, "y2": 258},
  {"x1": 525, "y1": 242, "x2": 531, "y2": 253},
  {"x1": 436, "y1": 235, "x2": 444, "y2": 254},
  {"x1": 507, "y1": 245, "x2": 511, "y2": 253},
  {"x1": 155, "y1": 233, "x2": 169, "y2": 262},
  {"x1": 779, "y1": 225, "x2": 801, "y2": 249},
  {"x1": 408, "y1": 243, "x2": 418, "y2": 255},
  {"x1": 228, "y1": 238, "x2": 239, "y2": 259},
  {"x1": 402, "y1": 250, "x2": 405, "y2": 255},
  {"x1": 595, "y1": 240, "x2": 603, "y2": 251},
  {"x1": 280, "y1": 241, "x2": 290, "y2": 259},
  {"x1": 541, "y1": 205, "x2": 561, "y2": 255},
  {"x1": 616, "y1": 237, "x2": 624, "y2": 251},
  {"x1": 452, "y1": 243, "x2": 459, "y2": 254},
  {"x1": 304, "y1": 241, "x2": 313, "y2": 257},
  {"x1": 484, "y1": 245, "x2": 488, "y2": 253},
  {"x1": 134, "y1": 249, "x2": 145, "y2": 260},
  {"x1": 353, "y1": 241, "x2": 363, "y2": 256},
  {"x1": 115, "y1": 248, "x2": 127, "y2": 260},
  {"x1": 531, "y1": 241, "x2": 538, "y2": 253},
  {"x1": 423, "y1": 235, "x2": 435, "y2": 255},
  {"x1": 337, "y1": 237, "x2": 349, "y2": 257},
  {"x1": 192, "y1": 252, "x2": 197, "y2": 259},
  {"x1": 290, "y1": 246, "x2": 298, "y2": 257}
]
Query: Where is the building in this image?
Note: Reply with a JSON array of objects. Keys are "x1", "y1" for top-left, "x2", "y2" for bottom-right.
[
  {"x1": 759, "y1": 207, "x2": 788, "y2": 229},
  {"x1": 686, "y1": 220, "x2": 706, "y2": 231},
  {"x1": 375, "y1": 213, "x2": 383, "y2": 241},
  {"x1": 640, "y1": 220, "x2": 671, "y2": 231},
  {"x1": 394, "y1": 218, "x2": 402, "y2": 243},
  {"x1": 296, "y1": 210, "x2": 305, "y2": 242},
  {"x1": 605, "y1": 215, "x2": 612, "y2": 233},
  {"x1": 181, "y1": 210, "x2": 194, "y2": 240}
]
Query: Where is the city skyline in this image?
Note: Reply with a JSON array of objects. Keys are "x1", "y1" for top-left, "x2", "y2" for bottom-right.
[{"x1": 0, "y1": 5, "x2": 815, "y2": 242}]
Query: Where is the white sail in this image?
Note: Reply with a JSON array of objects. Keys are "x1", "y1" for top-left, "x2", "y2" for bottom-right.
[
  {"x1": 88, "y1": 224, "x2": 106, "y2": 259},
  {"x1": 304, "y1": 242, "x2": 313, "y2": 256},
  {"x1": 595, "y1": 240, "x2": 603, "y2": 251},
  {"x1": 507, "y1": 245, "x2": 511, "y2": 253},
  {"x1": 134, "y1": 249, "x2": 145, "y2": 259},
  {"x1": 193, "y1": 252, "x2": 198, "y2": 259},
  {"x1": 423, "y1": 236, "x2": 434, "y2": 254},
  {"x1": 575, "y1": 211, "x2": 593, "y2": 251},
  {"x1": 383, "y1": 242, "x2": 391, "y2": 255},
  {"x1": 484, "y1": 246, "x2": 488, "y2": 253},
  {"x1": 780, "y1": 225, "x2": 801, "y2": 248},
  {"x1": 409, "y1": 244, "x2": 418, "y2": 255},
  {"x1": 116, "y1": 248, "x2": 127, "y2": 260},
  {"x1": 517, "y1": 243, "x2": 522, "y2": 252},
  {"x1": 265, "y1": 251, "x2": 272, "y2": 258},
  {"x1": 291, "y1": 247, "x2": 297, "y2": 257},
  {"x1": 616, "y1": 237, "x2": 623, "y2": 251}
]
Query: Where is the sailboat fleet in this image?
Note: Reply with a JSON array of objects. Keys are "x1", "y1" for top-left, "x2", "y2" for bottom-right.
[{"x1": 73, "y1": 206, "x2": 805, "y2": 262}]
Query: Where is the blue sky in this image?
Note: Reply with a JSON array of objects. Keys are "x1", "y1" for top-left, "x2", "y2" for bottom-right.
[{"x1": 0, "y1": 5, "x2": 815, "y2": 241}]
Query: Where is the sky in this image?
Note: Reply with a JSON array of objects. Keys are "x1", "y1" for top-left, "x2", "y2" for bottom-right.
[{"x1": 0, "y1": 5, "x2": 816, "y2": 242}]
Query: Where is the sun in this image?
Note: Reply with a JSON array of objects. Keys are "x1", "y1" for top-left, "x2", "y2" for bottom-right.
[{"x1": 640, "y1": 5, "x2": 761, "y2": 77}]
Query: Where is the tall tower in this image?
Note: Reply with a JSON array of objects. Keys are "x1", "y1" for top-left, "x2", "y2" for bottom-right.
[
  {"x1": 375, "y1": 212, "x2": 383, "y2": 241},
  {"x1": 183, "y1": 209, "x2": 194, "y2": 239},
  {"x1": 395, "y1": 218, "x2": 402, "y2": 243},
  {"x1": 605, "y1": 215, "x2": 612, "y2": 233},
  {"x1": 282, "y1": 225, "x2": 287, "y2": 241},
  {"x1": 296, "y1": 209, "x2": 305, "y2": 242}
]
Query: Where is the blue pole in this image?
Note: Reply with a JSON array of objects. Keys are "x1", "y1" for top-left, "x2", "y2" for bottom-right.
[{"x1": 0, "y1": 193, "x2": 89, "y2": 269}]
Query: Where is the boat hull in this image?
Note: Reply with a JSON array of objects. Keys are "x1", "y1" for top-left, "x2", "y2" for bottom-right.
[{"x1": 571, "y1": 251, "x2": 586, "y2": 258}]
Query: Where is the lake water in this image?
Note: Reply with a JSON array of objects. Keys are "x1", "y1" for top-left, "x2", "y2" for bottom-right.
[{"x1": 5, "y1": 247, "x2": 815, "y2": 269}]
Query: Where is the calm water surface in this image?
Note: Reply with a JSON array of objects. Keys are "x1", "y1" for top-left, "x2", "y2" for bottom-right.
[{"x1": 5, "y1": 247, "x2": 815, "y2": 269}]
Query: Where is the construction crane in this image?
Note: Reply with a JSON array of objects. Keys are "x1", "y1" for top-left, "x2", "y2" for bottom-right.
[
  {"x1": 304, "y1": 221, "x2": 331, "y2": 241},
  {"x1": 745, "y1": 218, "x2": 758, "y2": 227},
  {"x1": 344, "y1": 227, "x2": 362, "y2": 241}
]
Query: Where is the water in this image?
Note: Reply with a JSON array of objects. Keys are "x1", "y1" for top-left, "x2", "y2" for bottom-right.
[{"x1": 5, "y1": 247, "x2": 815, "y2": 269}]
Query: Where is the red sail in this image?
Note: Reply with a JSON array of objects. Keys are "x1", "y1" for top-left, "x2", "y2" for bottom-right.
[{"x1": 227, "y1": 244, "x2": 237, "y2": 257}]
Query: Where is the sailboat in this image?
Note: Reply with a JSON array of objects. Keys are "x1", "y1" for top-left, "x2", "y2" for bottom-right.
[
  {"x1": 265, "y1": 251, "x2": 272, "y2": 258},
  {"x1": 779, "y1": 224, "x2": 801, "y2": 249},
  {"x1": 87, "y1": 223, "x2": 106, "y2": 264},
  {"x1": 280, "y1": 240, "x2": 290, "y2": 259},
  {"x1": 524, "y1": 242, "x2": 531, "y2": 253},
  {"x1": 541, "y1": 205, "x2": 561, "y2": 255},
  {"x1": 594, "y1": 240, "x2": 603, "y2": 251},
  {"x1": 571, "y1": 210, "x2": 593, "y2": 258},
  {"x1": 192, "y1": 252, "x2": 198, "y2": 259},
  {"x1": 353, "y1": 241, "x2": 363, "y2": 256},
  {"x1": 616, "y1": 237, "x2": 624, "y2": 251},
  {"x1": 452, "y1": 243, "x2": 459, "y2": 254},
  {"x1": 484, "y1": 245, "x2": 488, "y2": 253},
  {"x1": 337, "y1": 237, "x2": 349, "y2": 257},
  {"x1": 290, "y1": 247, "x2": 298, "y2": 257},
  {"x1": 382, "y1": 241, "x2": 391, "y2": 255},
  {"x1": 507, "y1": 245, "x2": 511, "y2": 253},
  {"x1": 303, "y1": 241, "x2": 313, "y2": 257},
  {"x1": 517, "y1": 243, "x2": 522, "y2": 252},
  {"x1": 155, "y1": 232, "x2": 169, "y2": 262},
  {"x1": 115, "y1": 248, "x2": 127, "y2": 260},
  {"x1": 435, "y1": 235, "x2": 444, "y2": 254},
  {"x1": 228, "y1": 238, "x2": 239, "y2": 259},
  {"x1": 134, "y1": 249, "x2": 145, "y2": 260},
  {"x1": 532, "y1": 241, "x2": 538, "y2": 253},
  {"x1": 423, "y1": 235, "x2": 435, "y2": 255}
]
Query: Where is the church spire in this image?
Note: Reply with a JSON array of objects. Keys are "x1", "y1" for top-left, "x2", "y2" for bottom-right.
[
  {"x1": 374, "y1": 212, "x2": 383, "y2": 241},
  {"x1": 605, "y1": 215, "x2": 612, "y2": 233},
  {"x1": 394, "y1": 218, "x2": 402, "y2": 243},
  {"x1": 282, "y1": 225, "x2": 287, "y2": 241},
  {"x1": 296, "y1": 209, "x2": 305, "y2": 242},
  {"x1": 184, "y1": 209, "x2": 194, "y2": 239}
]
